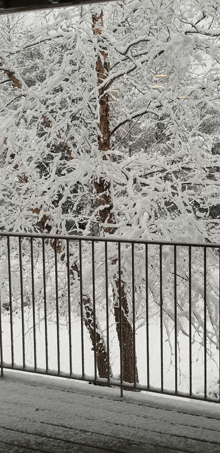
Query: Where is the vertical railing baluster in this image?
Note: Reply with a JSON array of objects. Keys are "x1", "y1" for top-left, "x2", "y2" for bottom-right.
[
  {"x1": 189, "y1": 245, "x2": 192, "y2": 398},
  {"x1": 204, "y1": 246, "x2": 207, "y2": 399},
  {"x1": 79, "y1": 239, "x2": 85, "y2": 379},
  {"x1": 118, "y1": 241, "x2": 123, "y2": 397},
  {"x1": 19, "y1": 236, "x2": 25, "y2": 370},
  {"x1": 218, "y1": 247, "x2": 220, "y2": 403},
  {"x1": 7, "y1": 236, "x2": 14, "y2": 367},
  {"x1": 174, "y1": 245, "x2": 178, "y2": 395},
  {"x1": 30, "y1": 237, "x2": 37, "y2": 371},
  {"x1": 54, "y1": 239, "x2": 60, "y2": 375},
  {"x1": 159, "y1": 244, "x2": 163, "y2": 392},
  {"x1": 92, "y1": 240, "x2": 97, "y2": 383},
  {"x1": 105, "y1": 241, "x2": 110, "y2": 384},
  {"x1": 0, "y1": 265, "x2": 3, "y2": 377},
  {"x1": 66, "y1": 239, "x2": 72, "y2": 377},
  {"x1": 132, "y1": 242, "x2": 136, "y2": 390},
  {"x1": 145, "y1": 243, "x2": 149, "y2": 389},
  {"x1": 42, "y1": 238, "x2": 48, "y2": 373}
]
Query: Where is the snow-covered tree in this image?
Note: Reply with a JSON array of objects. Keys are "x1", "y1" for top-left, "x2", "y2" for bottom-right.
[{"x1": 1, "y1": 0, "x2": 220, "y2": 385}]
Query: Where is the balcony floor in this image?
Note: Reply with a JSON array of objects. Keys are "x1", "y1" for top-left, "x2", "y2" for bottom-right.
[{"x1": 0, "y1": 370, "x2": 220, "y2": 453}]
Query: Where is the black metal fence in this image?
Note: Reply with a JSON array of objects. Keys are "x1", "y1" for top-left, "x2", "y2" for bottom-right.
[{"x1": 0, "y1": 232, "x2": 220, "y2": 401}]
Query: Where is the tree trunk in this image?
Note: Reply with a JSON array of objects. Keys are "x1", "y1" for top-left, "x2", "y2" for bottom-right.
[
  {"x1": 112, "y1": 276, "x2": 138, "y2": 386},
  {"x1": 92, "y1": 12, "x2": 115, "y2": 234},
  {"x1": 83, "y1": 294, "x2": 111, "y2": 379},
  {"x1": 69, "y1": 262, "x2": 112, "y2": 379},
  {"x1": 92, "y1": 11, "x2": 139, "y2": 387}
]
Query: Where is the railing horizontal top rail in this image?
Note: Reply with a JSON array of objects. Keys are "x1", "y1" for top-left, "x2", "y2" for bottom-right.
[{"x1": 0, "y1": 231, "x2": 219, "y2": 248}]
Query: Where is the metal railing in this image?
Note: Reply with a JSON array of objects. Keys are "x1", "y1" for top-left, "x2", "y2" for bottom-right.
[{"x1": 0, "y1": 231, "x2": 220, "y2": 401}]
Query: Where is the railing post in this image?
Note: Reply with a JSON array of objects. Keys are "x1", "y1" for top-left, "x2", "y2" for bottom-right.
[
  {"x1": 105, "y1": 240, "x2": 110, "y2": 385},
  {"x1": 79, "y1": 239, "x2": 85, "y2": 379},
  {"x1": 54, "y1": 238, "x2": 60, "y2": 375},
  {"x1": 145, "y1": 243, "x2": 149, "y2": 389},
  {"x1": 174, "y1": 244, "x2": 177, "y2": 395},
  {"x1": 118, "y1": 241, "x2": 123, "y2": 397},
  {"x1": 0, "y1": 291, "x2": 3, "y2": 377},
  {"x1": 7, "y1": 236, "x2": 14, "y2": 367},
  {"x1": 218, "y1": 247, "x2": 220, "y2": 403},
  {"x1": 18, "y1": 236, "x2": 25, "y2": 370},
  {"x1": 92, "y1": 240, "x2": 97, "y2": 384},
  {"x1": 189, "y1": 245, "x2": 192, "y2": 398},
  {"x1": 30, "y1": 237, "x2": 37, "y2": 371},
  {"x1": 159, "y1": 244, "x2": 163, "y2": 393},
  {"x1": 42, "y1": 238, "x2": 48, "y2": 373},
  {"x1": 131, "y1": 242, "x2": 136, "y2": 391},
  {"x1": 66, "y1": 238, "x2": 72, "y2": 378}
]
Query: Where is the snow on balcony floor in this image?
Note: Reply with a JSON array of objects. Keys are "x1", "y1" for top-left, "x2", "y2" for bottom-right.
[{"x1": 0, "y1": 369, "x2": 220, "y2": 453}]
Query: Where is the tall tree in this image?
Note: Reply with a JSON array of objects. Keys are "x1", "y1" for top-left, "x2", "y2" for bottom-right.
[
  {"x1": 1, "y1": 0, "x2": 220, "y2": 383},
  {"x1": 92, "y1": 9, "x2": 138, "y2": 385}
]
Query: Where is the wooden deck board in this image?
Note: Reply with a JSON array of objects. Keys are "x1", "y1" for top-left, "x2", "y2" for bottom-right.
[{"x1": 0, "y1": 371, "x2": 220, "y2": 453}]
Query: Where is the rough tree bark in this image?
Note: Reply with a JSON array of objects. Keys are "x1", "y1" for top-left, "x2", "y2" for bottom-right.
[
  {"x1": 92, "y1": 11, "x2": 139, "y2": 386},
  {"x1": 92, "y1": 12, "x2": 116, "y2": 235}
]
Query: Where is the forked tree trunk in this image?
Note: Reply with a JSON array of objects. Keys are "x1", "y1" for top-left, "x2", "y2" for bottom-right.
[{"x1": 92, "y1": 11, "x2": 139, "y2": 386}]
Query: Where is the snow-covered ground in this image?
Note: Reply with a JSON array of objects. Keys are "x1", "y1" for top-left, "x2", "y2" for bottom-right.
[{"x1": 1, "y1": 306, "x2": 219, "y2": 401}]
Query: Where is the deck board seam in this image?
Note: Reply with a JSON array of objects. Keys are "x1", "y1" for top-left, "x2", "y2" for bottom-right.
[{"x1": 0, "y1": 420, "x2": 220, "y2": 448}]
